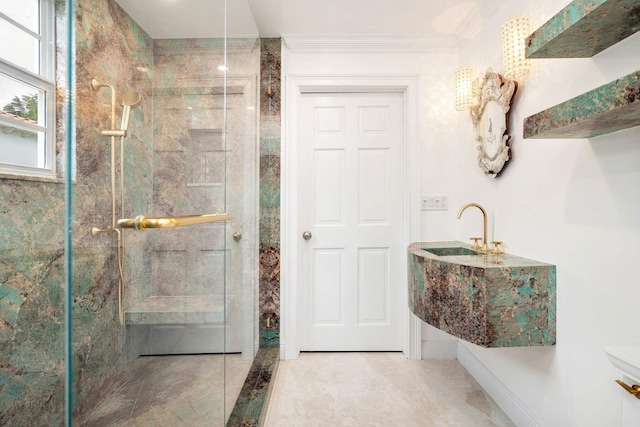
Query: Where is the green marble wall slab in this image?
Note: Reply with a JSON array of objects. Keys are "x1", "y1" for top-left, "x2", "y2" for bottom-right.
[
  {"x1": 259, "y1": 39, "x2": 281, "y2": 349},
  {"x1": 72, "y1": 0, "x2": 155, "y2": 421},
  {"x1": 526, "y1": 0, "x2": 640, "y2": 58},
  {"x1": 523, "y1": 70, "x2": 640, "y2": 139}
]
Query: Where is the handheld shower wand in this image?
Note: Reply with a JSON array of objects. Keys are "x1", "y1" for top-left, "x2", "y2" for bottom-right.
[{"x1": 118, "y1": 90, "x2": 142, "y2": 133}]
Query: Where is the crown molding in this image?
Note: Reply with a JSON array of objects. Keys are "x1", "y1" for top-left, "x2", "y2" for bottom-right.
[
  {"x1": 283, "y1": 34, "x2": 459, "y2": 54},
  {"x1": 153, "y1": 37, "x2": 260, "y2": 54}
]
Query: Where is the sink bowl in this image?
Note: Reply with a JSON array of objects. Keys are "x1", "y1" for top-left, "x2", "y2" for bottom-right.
[{"x1": 422, "y1": 247, "x2": 480, "y2": 256}]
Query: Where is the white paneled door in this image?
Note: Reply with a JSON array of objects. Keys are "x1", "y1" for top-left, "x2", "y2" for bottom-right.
[{"x1": 298, "y1": 92, "x2": 404, "y2": 351}]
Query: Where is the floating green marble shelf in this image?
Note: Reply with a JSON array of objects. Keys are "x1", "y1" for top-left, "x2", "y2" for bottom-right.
[
  {"x1": 526, "y1": 0, "x2": 640, "y2": 58},
  {"x1": 524, "y1": 70, "x2": 640, "y2": 139}
]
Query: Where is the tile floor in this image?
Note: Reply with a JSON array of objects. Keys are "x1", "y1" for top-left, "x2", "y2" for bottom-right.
[
  {"x1": 80, "y1": 354, "x2": 251, "y2": 426},
  {"x1": 264, "y1": 352, "x2": 515, "y2": 427},
  {"x1": 80, "y1": 352, "x2": 514, "y2": 426}
]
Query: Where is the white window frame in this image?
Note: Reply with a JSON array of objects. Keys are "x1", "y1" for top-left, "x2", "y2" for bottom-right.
[{"x1": 0, "y1": 0, "x2": 56, "y2": 179}]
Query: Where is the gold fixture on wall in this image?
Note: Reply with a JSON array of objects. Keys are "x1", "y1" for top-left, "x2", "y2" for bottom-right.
[
  {"x1": 91, "y1": 78, "x2": 236, "y2": 325},
  {"x1": 454, "y1": 66, "x2": 475, "y2": 111},
  {"x1": 90, "y1": 78, "x2": 142, "y2": 326},
  {"x1": 117, "y1": 213, "x2": 232, "y2": 231},
  {"x1": 501, "y1": 16, "x2": 532, "y2": 80}
]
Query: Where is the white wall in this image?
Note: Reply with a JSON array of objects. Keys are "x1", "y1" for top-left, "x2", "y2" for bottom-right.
[
  {"x1": 439, "y1": 1, "x2": 640, "y2": 425},
  {"x1": 282, "y1": 0, "x2": 640, "y2": 422}
]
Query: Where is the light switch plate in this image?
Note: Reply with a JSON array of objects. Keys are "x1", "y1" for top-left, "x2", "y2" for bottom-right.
[{"x1": 421, "y1": 195, "x2": 448, "y2": 211}]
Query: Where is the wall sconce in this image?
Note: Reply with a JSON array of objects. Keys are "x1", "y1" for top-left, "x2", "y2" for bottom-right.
[
  {"x1": 454, "y1": 66, "x2": 475, "y2": 111},
  {"x1": 501, "y1": 16, "x2": 531, "y2": 80}
]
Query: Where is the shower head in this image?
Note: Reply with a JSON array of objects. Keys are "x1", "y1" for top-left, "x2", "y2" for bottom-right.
[{"x1": 118, "y1": 90, "x2": 142, "y2": 132}]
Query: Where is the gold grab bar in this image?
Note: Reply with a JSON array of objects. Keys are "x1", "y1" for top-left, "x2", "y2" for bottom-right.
[{"x1": 117, "y1": 213, "x2": 232, "y2": 231}]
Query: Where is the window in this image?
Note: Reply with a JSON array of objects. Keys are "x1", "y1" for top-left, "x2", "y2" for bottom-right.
[{"x1": 0, "y1": 0, "x2": 56, "y2": 179}]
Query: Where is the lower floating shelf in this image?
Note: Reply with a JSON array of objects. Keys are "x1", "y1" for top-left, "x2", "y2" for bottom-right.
[{"x1": 524, "y1": 70, "x2": 640, "y2": 139}]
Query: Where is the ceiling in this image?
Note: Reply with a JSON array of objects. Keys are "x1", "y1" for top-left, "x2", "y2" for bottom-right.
[{"x1": 114, "y1": 0, "x2": 507, "y2": 40}]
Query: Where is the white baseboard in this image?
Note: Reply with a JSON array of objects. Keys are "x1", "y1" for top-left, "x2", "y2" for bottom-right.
[
  {"x1": 421, "y1": 339, "x2": 458, "y2": 360},
  {"x1": 457, "y1": 343, "x2": 539, "y2": 427}
]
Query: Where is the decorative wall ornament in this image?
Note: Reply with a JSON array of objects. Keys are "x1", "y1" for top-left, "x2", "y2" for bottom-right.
[{"x1": 470, "y1": 68, "x2": 517, "y2": 178}]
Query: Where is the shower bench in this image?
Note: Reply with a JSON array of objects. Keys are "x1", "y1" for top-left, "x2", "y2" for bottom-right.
[
  {"x1": 125, "y1": 295, "x2": 231, "y2": 356},
  {"x1": 125, "y1": 295, "x2": 225, "y2": 324}
]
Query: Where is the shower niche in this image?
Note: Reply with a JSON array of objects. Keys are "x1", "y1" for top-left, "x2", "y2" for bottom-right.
[{"x1": 188, "y1": 128, "x2": 226, "y2": 186}]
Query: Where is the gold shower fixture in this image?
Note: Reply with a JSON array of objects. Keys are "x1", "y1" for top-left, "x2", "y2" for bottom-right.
[
  {"x1": 91, "y1": 79, "x2": 142, "y2": 136},
  {"x1": 117, "y1": 213, "x2": 233, "y2": 231},
  {"x1": 90, "y1": 79, "x2": 234, "y2": 325},
  {"x1": 119, "y1": 90, "x2": 142, "y2": 133},
  {"x1": 90, "y1": 78, "x2": 142, "y2": 326}
]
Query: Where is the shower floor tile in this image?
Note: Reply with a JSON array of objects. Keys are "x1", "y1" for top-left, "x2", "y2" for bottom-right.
[
  {"x1": 81, "y1": 354, "x2": 251, "y2": 426},
  {"x1": 264, "y1": 352, "x2": 516, "y2": 427}
]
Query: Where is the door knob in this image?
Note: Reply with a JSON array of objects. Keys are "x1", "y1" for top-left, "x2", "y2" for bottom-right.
[
  {"x1": 302, "y1": 231, "x2": 312, "y2": 240},
  {"x1": 233, "y1": 232, "x2": 242, "y2": 242}
]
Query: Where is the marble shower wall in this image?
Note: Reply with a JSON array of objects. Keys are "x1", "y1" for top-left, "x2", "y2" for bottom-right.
[
  {"x1": 73, "y1": 0, "x2": 154, "y2": 420},
  {"x1": 151, "y1": 39, "x2": 229, "y2": 299},
  {"x1": 0, "y1": 179, "x2": 65, "y2": 425},
  {"x1": 150, "y1": 38, "x2": 259, "y2": 300},
  {"x1": 149, "y1": 38, "x2": 259, "y2": 353},
  {"x1": 0, "y1": 0, "x2": 152, "y2": 424},
  {"x1": 258, "y1": 39, "x2": 281, "y2": 349}
]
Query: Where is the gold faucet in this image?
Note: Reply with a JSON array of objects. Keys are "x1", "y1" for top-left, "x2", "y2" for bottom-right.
[{"x1": 457, "y1": 203, "x2": 489, "y2": 252}]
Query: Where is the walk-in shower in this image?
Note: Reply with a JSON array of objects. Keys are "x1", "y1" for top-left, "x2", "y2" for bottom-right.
[
  {"x1": 68, "y1": 0, "x2": 259, "y2": 424},
  {"x1": 0, "y1": 0, "x2": 260, "y2": 423}
]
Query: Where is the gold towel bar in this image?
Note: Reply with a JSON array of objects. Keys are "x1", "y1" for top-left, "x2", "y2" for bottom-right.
[
  {"x1": 615, "y1": 380, "x2": 640, "y2": 399},
  {"x1": 117, "y1": 213, "x2": 233, "y2": 231}
]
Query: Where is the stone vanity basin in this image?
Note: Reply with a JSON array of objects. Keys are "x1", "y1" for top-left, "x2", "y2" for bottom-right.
[
  {"x1": 408, "y1": 241, "x2": 556, "y2": 348},
  {"x1": 421, "y1": 246, "x2": 480, "y2": 257}
]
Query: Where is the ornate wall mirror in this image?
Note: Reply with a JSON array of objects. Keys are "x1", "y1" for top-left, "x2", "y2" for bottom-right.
[{"x1": 470, "y1": 68, "x2": 517, "y2": 177}]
